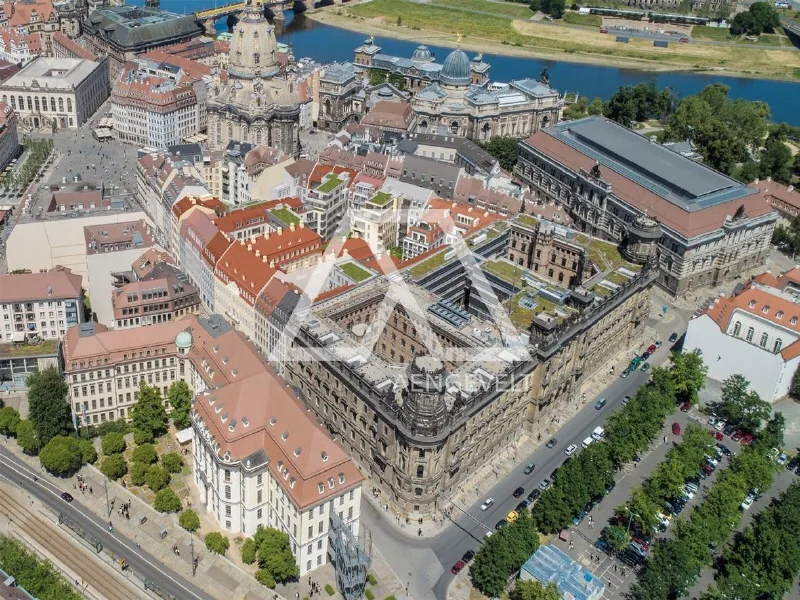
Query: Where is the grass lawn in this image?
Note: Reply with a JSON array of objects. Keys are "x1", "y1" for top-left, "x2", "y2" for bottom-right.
[
  {"x1": 368, "y1": 191, "x2": 393, "y2": 206},
  {"x1": 574, "y1": 234, "x2": 638, "y2": 271},
  {"x1": 563, "y1": 12, "x2": 602, "y2": 27},
  {"x1": 517, "y1": 214, "x2": 539, "y2": 229},
  {"x1": 482, "y1": 260, "x2": 526, "y2": 285},
  {"x1": 316, "y1": 175, "x2": 343, "y2": 194},
  {"x1": 432, "y1": 0, "x2": 533, "y2": 19},
  {"x1": 0, "y1": 339, "x2": 59, "y2": 357},
  {"x1": 605, "y1": 271, "x2": 629, "y2": 286},
  {"x1": 339, "y1": 262, "x2": 372, "y2": 282},
  {"x1": 409, "y1": 250, "x2": 447, "y2": 278},
  {"x1": 691, "y1": 25, "x2": 733, "y2": 41},
  {"x1": 269, "y1": 207, "x2": 300, "y2": 226}
]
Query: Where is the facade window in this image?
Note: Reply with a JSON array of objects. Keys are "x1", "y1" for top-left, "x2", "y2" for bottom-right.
[
  {"x1": 746, "y1": 327, "x2": 754, "y2": 342},
  {"x1": 774, "y1": 338, "x2": 783, "y2": 353},
  {"x1": 225, "y1": 485, "x2": 231, "y2": 500},
  {"x1": 732, "y1": 321, "x2": 741, "y2": 337},
  {"x1": 759, "y1": 332, "x2": 768, "y2": 348}
]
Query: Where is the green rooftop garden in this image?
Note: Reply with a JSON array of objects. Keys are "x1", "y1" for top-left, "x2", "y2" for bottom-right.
[
  {"x1": 504, "y1": 289, "x2": 574, "y2": 330},
  {"x1": 409, "y1": 250, "x2": 447, "y2": 279},
  {"x1": 339, "y1": 262, "x2": 372, "y2": 282},
  {"x1": 592, "y1": 284, "x2": 612, "y2": 298},
  {"x1": 316, "y1": 175, "x2": 343, "y2": 194},
  {"x1": 575, "y1": 233, "x2": 640, "y2": 272},
  {"x1": 368, "y1": 191, "x2": 393, "y2": 207},
  {"x1": 0, "y1": 339, "x2": 59, "y2": 358},
  {"x1": 516, "y1": 214, "x2": 539, "y2": 230},
  {"x1": 482, "y1": 260, "x2": 527, "y2": 286},
  {"x1": 269, "y1": 207, "x2": 301, "y2": 226},
  {"x1": 605, "y1": 271, "x2": 630, "y2": 286}
]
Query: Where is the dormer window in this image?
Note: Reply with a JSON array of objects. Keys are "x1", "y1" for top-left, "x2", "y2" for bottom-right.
[
  {"x1": 321, "y1": 451, "x2": 329, "y2": 462},
  {"x1": 328, "y1": 477, "x2": 335, "y2": 489},
  {"x1": 777, "y1": 311, "x2": 784, "y2": 320},
  {"x1": 749, "y1": 300, "x2": 756, "y2": 308},
  {"x1": 294, "y1": 447, "x2": 302, "y2": 457},
  {"x1": 318, "y1": 483, "x2": 324, "y2": 494},
  {"x1": 281, "y1": 431, "x2": 289, "y2": 441},
  {"x1": 762, "y1": 305, "x2": 770, "y2": 314},
  {"x1": 793, "y1": 317, "x2": 798, "y2": 325},
  {"x1": 338, "y1": 473, "x2": 345, "y2": 484},
  {"x1": 270, "y1": 417, "x2": 277, "y2": 426}
]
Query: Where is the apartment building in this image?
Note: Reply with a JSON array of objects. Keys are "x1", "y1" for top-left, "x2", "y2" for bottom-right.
[
  {"x1": 180, "y1": 212, "x2": 232, "y2": 314},
  {"x1": 351, "y1": 191, "x2": 401, "y2": 255},
  {"x1": 0, "y1": 101, "x2": 20, "y2": 172},
  {"x1": 169, "y1": 194, "x2": 224, "y2": 264},
  {"x1": 0, "y1": 26, "x2": 41, "y2": 66},
  {"x1": 304, "y1": 168, "x2": 354, "y2": 242},
  {"x1": 0, "y1": 266, "x2": 82, "y2": 342}
]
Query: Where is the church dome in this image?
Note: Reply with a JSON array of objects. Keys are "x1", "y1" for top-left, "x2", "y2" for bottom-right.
[
  {"x1": 440, "y1": 48, "x2": 471, "y2": 86},
  {"x1": 229, "y1": 0, "x2": 279, "y2": 80},
  {"x1": 412, "y1": 45, "x2": 433, "y2": 63}
]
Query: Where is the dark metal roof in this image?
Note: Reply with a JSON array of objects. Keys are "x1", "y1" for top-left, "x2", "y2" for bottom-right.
[{"x1": 84, "y1": 6, "x2": 203, "y2": 53}]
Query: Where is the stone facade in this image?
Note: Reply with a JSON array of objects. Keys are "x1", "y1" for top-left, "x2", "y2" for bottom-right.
[{"x1": 317, "y1": 62, "x2": 359, "y2": 132}]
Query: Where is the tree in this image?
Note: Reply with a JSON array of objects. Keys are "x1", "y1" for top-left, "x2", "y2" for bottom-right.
[
  {"x1": 153, "y1": 488, "x2": 182, "y2": 513},
  {"x1": 79, "y1": 439, "x2": 97, "y2": 465},
  {"x1": 757, "y1": 413, "x2": 786, "y2": 451},
  {"x1": 603, "y1": 523, "x2": 631, "y2": 553},
  {"x1": 546, "y1": 0, "x2": 565, "y2": 18},
  {"x1": 130, "y1": 382, "x2": 168, "y2": 440},
  {"x1": 0, "y1": 535, "x2": 82, "y2": 600},
  {"x1": 131, "y1": 443, "x2": 158, "y2": 465},
  {"x1": 255, "y1": 569, "x2": 276, "y2": 588},
  {"x1": 179, "y1": 509, "x2": 201, "y2": 533},
  {"x1": 472, "y1": 509, "x2": 539, "y2": 595},
  {"x1": 241, "y1": 538, "x2": 257, "y2": 564},
  {"x1": 27, "y1": 367, "x2": 73, "y2": 446},
  {"x1": 15, "y1": 420, "x2": 38, "y2": 454},
  {"x1": 254, "y1": 526, "x2": 300, "y2": 582},
  {"x1": 718, "y1": 375, "x2": 770, "y2": 433},
  {"x1": 587, "y1": 97, "x2": 604, "y2": 115},
  {"x1": 167, "y1": 381, "x2": 192, "y2": 430},
  {"x1": 100, "y1": 454, "x2": 127, "y2": 480},
  {"x1": 205, "y1": 532, "x2": 230, "y2": 555},
  {"x1": 529, "y1": 0, "x2": 542, "y2": 11},
  {"x1": 477, "y1": 137, "x2": 519, "y2": 172},
  {"x1": 101, "y1": 432, "x2": 126, "y2": 455},
  {"x1": 793, "y1": 152, "x2": 800, "y2": 177},
  {"x1": 161, "y1": 452, "x2": 184, "y2": 474},
  {"x1": 512, "y1": 579, "x2": 560, "y2": 600},
  {"x1": 146, "y1": 465, "x2": 171, "y2": 492},
  {"x1": 730, "y1": 1, "x2": 780, "y2": 35},
  {"x1": 0, "y1": 406, "x2": 20, "y2": 436},
  {"x1": 669, "y1": 350, "x2": 707, "y2": 406},
  {"x1": 129, "y1": 461, "x2": 148, "y2": 486},
  {"x1": 39, "y1": 436, "x2": 83, "y2": 475},
  {"x1": 133, "y1": 428, "x2": 154, "y2": 445},
  {"x1": 759, "y1": 134, "x2": 793, "y2": 183}
]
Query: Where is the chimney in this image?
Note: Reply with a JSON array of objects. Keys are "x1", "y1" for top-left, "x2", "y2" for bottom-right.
[
  {"x1": 247, "y1": 244, "x2": 252, "y2": 251},
  {"x1": 255, "y1": 250, "x2": 261, "y2": 257},
  {"x1": 264, "y1": 231, "x2": 270, "y2": 240},
  {"x1": 299, "y1": 221, "x2": 304, "y2": 228},
  {"x1": 290, "y1": 222, "x2": 296, "y2": 232},
  {"x1": 262, "y1": 255, "x2": 267, "y2": 263},
  {"x1": 343, "y1": 249, "x2": 349, "y2": 256},
  {"x1": 277, "y1": 227, "x2": 283, "y2": 236},
  {"x1": 269, "y1": 260, "x2": 275, "y2": 268}
]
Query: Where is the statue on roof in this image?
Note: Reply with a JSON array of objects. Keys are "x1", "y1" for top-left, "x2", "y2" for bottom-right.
[
  {"x1": 367, "y1": 34, "x2": 374, "y2": 44},
  {"x1": 457, "y1": 32, "x2": 463, "y2": 46},
  {"x1": 539, "y1": 67, "x2": 549, "y2": 86}
]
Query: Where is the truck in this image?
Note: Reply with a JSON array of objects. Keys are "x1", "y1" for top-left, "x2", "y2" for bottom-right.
[
  {"x1": 582, "y1": 436, "x2": 594, "y2": 449},
  {"x1": 591, "y1": 426, "x2": 605, "y2": 441}
]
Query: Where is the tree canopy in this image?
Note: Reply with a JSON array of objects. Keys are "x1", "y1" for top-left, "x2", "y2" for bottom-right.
[
  {"x1": 39, "y1": 436, "x2": 83, "y2": 475},
  {"x1": 145, "y1": 465, "x2": 171, "y2": 492},
  {"x1": 179, "y1": 509, "x2": 201, "y2": 533},
  {"x1": 100, "y1": 454, "x2": 127, "y2": 480},
  {"x1": 153, "y1": 488, "x2": 182, "y2": 513},
  {"x1": 131, "y1": 443, "x2": 158, "y2": 465},
  {"x1": 130, "y1": 382, "x2": 168, "y2": 441},
  {"x1": 253, "y1": 526, "x2": 300, "y2": 583},
  {"x1": 717, "y1": 374, "x2": 771, "y2": 434},
  {"x1": 167, "y1": 381, "x2": 193, "y2": 430},
  {"x1": 668, "y1": 350, "x2": 707, "y2": 406},
  {"x1": 101, "y1": 432, "x2": 126, "y2": 455},
  {"x1": 512, "y1": 579, "x2": 560, "y2": 600},
  {"x1": 477, "y1": 137, "x2": 519, "y2": 172},
  {"x1": 730, "y1": 1, "x2": 780, "y2": 35},
  {"x1": 0, "y1": 406, "x2": 20, "y2": 436},
  {"x1": 161, "y1": 452, "x2": 184, "y2": 474},
  {"x1": 0, "y1": 535, "x2": 81, "y2": 600},
  {"x1": 603, "y1": 82, "x2": 675, "y2": 128},
  {"x1": 27, "y1": 366, "x2": 73, "y2": 446},
  {"x1": 205, "y1": 531, "x2": 230, "y2": 555},
  {"x1": 15, "y1": 420, "x2": 38, "y2": 454}
]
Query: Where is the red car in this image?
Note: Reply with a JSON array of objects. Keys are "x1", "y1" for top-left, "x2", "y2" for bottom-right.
[
  {"x1": 680, "y1": 402, "x2": 691, "y2": 412},
  {"x1": 647, "y1": 344, "x2": 657, "y2": 354},
  {"x1": 701, "y1": 463, "x2": 714, "y2": 475},
  {"x1": 741, "y1": 433, "x2": 754, "y2": 445},
  {"x1": 731, "y1": 430, "x2": 745, "y2": 442},
  {"x1": 451, "y1": 560, "x2": 466, "y2": 575},
  {"x1": 672, "y1": 422, "x2": 681, "y2": 435},
  {"x1": 713, "y1": 431, "x2": 723, "y2": 441}
]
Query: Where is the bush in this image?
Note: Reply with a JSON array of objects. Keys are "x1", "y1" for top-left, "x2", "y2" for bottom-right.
[
  {"x1": 241, "y1": 538, "x2": 257, "y2": 564},
  {"x1": 129, "y1": 461, "x2": 148, "y2": 486},
  {"x1": 133, "y1": 428, "x2": 154, "y2": 446},
  {"x1": 367, "y1": 574, "x2": 378, "y2": 586},
  {"x1": 0, "y1": 406, "x2": 20, "y2": 436},
  {"x1": 131, "y1": 443, "x2": 157, "y2": 465},
  {"x1": 100, "y1": 454, "x2": 127, "y2": 480},
  {"x1": 325, "y1": 584, "x2": 335, "y2": 596},
  {"x1": 179, "y1": 509, "x2": 201, "y2": 533},
  {"x1": 93, "y1": 419, "x2": 131, "y2": 437},
  {"x1": 365, "y1": 590, "x2": 375, "y2": 600},
  {"x1": 101, "y1": 432, "x2": 126, "y2": 455},
  {"x1": 39, "y1": 436, "x2": 83, "y2": 475},
  {"x1": 205, "y1": 531, "x2": 230, "y2": 555},
  {"x1": 161, "y1": 452, "x2": 183, "y2": 473},
  {"x1": 78, "y1": 439, "x2": 97, "y2": 465},
  {"x1": 153, "y1": 488, "x2": 182, "y2": 513},
  {"x1": 255, "y1": 569, "x2": 276, "y2": 588},
  {"x1": 15, "y1": 420, "x2": 38, "y2": 454},
  {"x1": 145, "y1": 465, "x2": 171, "y2": 492}
]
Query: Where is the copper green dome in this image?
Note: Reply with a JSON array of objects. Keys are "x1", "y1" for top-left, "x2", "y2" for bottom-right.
[{"x1": 440, "y1": 49, "x2": 471, "y2": 86}]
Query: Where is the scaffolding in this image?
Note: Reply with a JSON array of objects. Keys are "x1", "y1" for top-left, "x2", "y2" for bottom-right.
[{"x1": 329, "y1": 512, "x2": 371, "y2": 600}]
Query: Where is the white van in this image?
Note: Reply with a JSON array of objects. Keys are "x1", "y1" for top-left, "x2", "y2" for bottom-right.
[
  {"x1": 591, "y1": 426, "x2": 605, "y2": 441},
  {"x1": 582, "y1": 436, "x2": 594, "y2": 449}
]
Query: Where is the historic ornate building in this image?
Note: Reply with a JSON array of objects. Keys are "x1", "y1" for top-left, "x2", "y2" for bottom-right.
[
  {"x1": 206, "y1": 0, "x2": 305, "y2": 157},
  {"x1": 410, "y1": 48, "x2": 562, "y2": 142}
]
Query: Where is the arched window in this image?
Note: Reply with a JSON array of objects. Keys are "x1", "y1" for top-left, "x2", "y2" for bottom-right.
[
  {"x1": 450, "y1": 121, "x2": 459, "y2": 134},
  {"x1": 732, "y1": 321, "x2": 742, "y2": 337},
  {"x1": 67, "y1": 98, "x2": 72, "y2": 112},
  {"x1": 1, "y1": 95, "x2": 5, "y2": 104},
  {"x1": 227, "y1": 123, "x2": 233, "y2": 139},
  {"x1": 9, "y1": 97, "x2": 14, "y2": 109},
  {"x1": 41, "y1": 96, "x2": 47, "y2": 111},
  {"x1": 50, "y1": 97, "x2": 56, "y2": 112},
  {"x1": 58, "y1": 97, "x2": 64, "y2": 112},
  {"x1": 224, "y1": 485, "x2": 231, "y2": 500},
  {"x1": 746, "y1": 327, "x2": 754, "y2": 342},
  {"x1": 416, "y1": 465, "x2": 424, "y2": 477},
  {"x1": 759, "y1": 332, "x2": 768, "y2": 348},
  {"x1": 34, "y1": 97, "x2": 39, "y2": 112},
  {"x1": 26, "y1": 96, "x2": 32, "y2": 111},
  {"x1": 18, "y1": 96, "x2": 23, "y2": 110},
  {"x1": 774, "y1": 338, "x2": 783, "y2": 353}
]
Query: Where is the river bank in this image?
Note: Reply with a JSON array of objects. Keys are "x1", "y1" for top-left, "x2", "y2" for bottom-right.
[{"x1": 304, "y1": 0, "x2": 800, "y2": 81}]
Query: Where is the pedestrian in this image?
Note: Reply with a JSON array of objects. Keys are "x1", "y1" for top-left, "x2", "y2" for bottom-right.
[
  {"x1": 621, "y1": 568, "x2": 626, "y2": 577},
  {"x1": 664, "y1": 436, "x2": 668, "y2": 444},
  {"x1": 89, "y1": 486, "x2": 93, "y2": 494},
  {"x1": 614, "y1": 564, "x2": 617, "y2": 573}
]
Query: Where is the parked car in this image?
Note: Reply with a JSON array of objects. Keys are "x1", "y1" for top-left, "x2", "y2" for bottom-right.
[
  {"x1": 672, "y1": 422, "x2": 681, "y2": 435},
  {"x1": 731, "y1": 430, "x2": 745, "y2": 442},
  {"x1": 777, "y1": 453, "x2": 788, "y2": 466},
  {"x1": 621, "y1": 395, "x2": 632, "y2": 406},
  {"x1": 546, "y1": 438, "x2": 557, "y2": 448},
  {"x1": 480, "y1": 498, "x2": 494, "y2": 511},
  {"x1": 565, "y1": 444, "x2": 578, "y2": 456},
  {"x1": 705, "y1": 455, "x2": 719, "y2": 467},
  {"x1": 451, "y1": 560, "x2": 466, "y2": 575},
  {"x1": 516, "y1": 501, "x2": 528, "y2": 513},
  {"x1": 620, "y1": 368, "x2": 630, "y2": 378},
  {"x1": 714, "y1": 420, "x2": 726, "y2": 432},
  {"x1": 669, "y1": 332, "x2": 679, "y2": 342},
  {"x1": 641, "y1": 362, "x2": 651, "y2": 372},
  {"x1": 741, "y1": 433, "x2": 754, "y2": 446},
  {"x1": 495, "y1": 519, "x2": 508, "y2": 530},
  {"x1": 701, "y1": 463, "x2": 714, "y2": 475},
  {"x1": 655, "y1": 340, "x2": 663, "y2": 348},
  {"x1": 524, "y1": 462, "x2": 536, "y2": 475},
  {"x1": 642, "y1": 351, "x2": 651, "y2": 360},
  {"x1": 513, "y1": 487, "x2": 525, "y2": 498},
  {"x1": 680, "y1": 402, "x2": 691, "y2": 412},
  {"x1": 787, "y1": 457, "x2": 798, "y2": 470},
  {"x1": 539, "y1": 478, "x2": 553, "y2": 491},
  {"x1": 595, "y1": 397, "x2": 607, "y2": 410},
  {"x1": 527, "y1": 489, "x2": 541, "y2": 503},
  {"x1": 507, "y1": 510, "x2": 519, "y2": 523},
  {"x1": 741, "y1": 493, "x2": 755, "y2": 510},
  {"x1": 647, "y1": 343, "x2": 657, "y2": 354},
  {"x1": 723, "y1": 424, "x2": 737, "y2": 436},
  {"x1": 462, "y1": 549, "x2": 476, "y2": 563},
  {"x1": 709, "y1": 430, "x2": 723, "y2": 441}
]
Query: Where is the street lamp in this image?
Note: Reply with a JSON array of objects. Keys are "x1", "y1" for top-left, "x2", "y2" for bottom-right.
[
  {"x1": 625, "y1": 508, "x2": 640, "y2": 537},
  {"x1": 190, "y1": 534, "x2": 196, "y2": 576}
]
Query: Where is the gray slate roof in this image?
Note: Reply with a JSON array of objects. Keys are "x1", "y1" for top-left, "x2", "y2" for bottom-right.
[{"x1": 84, "y1": 6, "x2": 204, "y2": 52}]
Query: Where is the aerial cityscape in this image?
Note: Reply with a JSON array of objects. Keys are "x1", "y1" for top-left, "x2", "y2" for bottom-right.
[{"x1": 0, "y1": 0, "x2": 799, "y2": 599}]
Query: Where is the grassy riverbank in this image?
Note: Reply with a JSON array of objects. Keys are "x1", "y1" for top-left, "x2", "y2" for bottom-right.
[{"x1": 307, "y1": 0, "x2": 800, "y2": 80}]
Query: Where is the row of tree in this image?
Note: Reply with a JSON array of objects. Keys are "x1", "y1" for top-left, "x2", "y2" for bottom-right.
[
  {"x1": 1, "y1": 137, "x2": 53, "y2": 192},
  {"x1": 705, "y1": 481, "x2": 800, "y2": 599},
  {"x1": 240, "y1": 525, "x2": 300, "y2": 589},
  {"x1": 610, "y1": 423, "x2": 715, "y2": 544},
  {"x1": 0, "y1": 535, "x2": 81, "y2": 600},
  {"x1": 631, "y1": 417, "x2": 783, "y2": 599},
  {"x1": 470, "y1": 506, "x2": 540, "y2": 596}
]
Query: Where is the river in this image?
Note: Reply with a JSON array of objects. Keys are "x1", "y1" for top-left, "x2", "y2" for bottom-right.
[{"x1": 133, "y1": 1, "x2": 800, "y2": 125}]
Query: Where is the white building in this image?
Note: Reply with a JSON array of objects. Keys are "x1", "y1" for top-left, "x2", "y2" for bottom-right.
[
  {"x1": 0, "y1": 26, "x2": 41, "y2": 66},
  {"x1": 351, "y1": 191, "x2": 401, "y2": 255},
  {"x1": 0, "y1": 56, "x2": 109, "y2": 131},
  {"x1": 684, "y1": 269, "x2": 800, "y2": 402}
]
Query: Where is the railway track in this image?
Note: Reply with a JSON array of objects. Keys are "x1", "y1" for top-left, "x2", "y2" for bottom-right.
[{"x1": 0, "y1": 490, "x2": 137, "y2": 600}]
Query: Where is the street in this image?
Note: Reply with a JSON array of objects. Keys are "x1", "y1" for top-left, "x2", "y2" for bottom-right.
[{"x1": 0, "y1": 445, "x2": 215, "y2": 600}]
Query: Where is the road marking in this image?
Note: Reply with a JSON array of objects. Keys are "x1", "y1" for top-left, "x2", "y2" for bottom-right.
[{"x1": 0, "y1": 451, "x2": 207, "y2": 600}]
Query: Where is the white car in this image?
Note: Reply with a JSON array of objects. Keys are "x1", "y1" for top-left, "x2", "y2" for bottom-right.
[
  {"x1": 741, "y1": 493, "x2": 755, "y2": 510},
  {"x1": 480, "y1": 498, "x2": 494, "y2": 511},
  {"x1": 707, "y1": 416, "x2": 718, "y2": 426},
  {"x1": 705, "y1": 455, "x2": 719, "y2": 467},
  {"x1": 565, "y1": 444, "x2": 578, "y2": 456},
  {"x1": 777, "y1": 453, "x2": 788, "y2": 465},
  {"x1": 714, "y1": 420, "x2": 726, "y2": 432}
]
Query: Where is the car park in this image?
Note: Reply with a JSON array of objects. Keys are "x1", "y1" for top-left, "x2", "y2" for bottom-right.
[
  {"x1": 513, "y1": 487, "x2": 525, "y2": 498},
  {"x1": 480, "y1": 498, "x2": 494, "y2": 510},
  {"x1": 451, "y1": 560, "x2": 466, "y2": 575},
  {"x1": 546, "y1": 438, "x2": 557, "y2": 448},
  {"x1": 565, "y1": 444, "x2": 578, "y2": 456},
  {"x1": 527, "y1": 489, "x2": 541, "y2": 503},
  {"x1": 539, "y1": 478, "x2": 552, "y2": 491},
  {"x1": 462, "y1": 550, "x2": 475, "y2": 563},
  {"x1": 524, "y1": 462, "x2": 536, "y2": 475},
  {"x1": 61, "y1": 492, "x2": 73, "y2": 503},
  {"x1": 595, "y1": 397, "x2": 607, "y2": 410},
  {"x1": 669, "y1": 332, "x2": 679, "y2": 342},
  {"x1": 672, "y1": 422, "x2": 681, "y2": 435}
]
